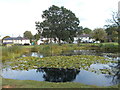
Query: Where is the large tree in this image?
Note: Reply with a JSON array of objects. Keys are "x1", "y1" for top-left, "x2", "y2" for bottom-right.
[
  {"x1": 77, "y1": 27, "x2": 92, "y2": 35},
  {"x1": 36, "y1": 5, "x2": 80, "y2": 44},
  {"x1": 106, "y1": 11, "x2": 120, "y2": 50},
  {"x1": 105, "y1": 25, "x2": 118, "y2": 42},
  {"x1": 82, "y1": 28, "x2": 92, "y2": 34},
  {"x1": 92, "y1": 28, "x2": 107, "y2": 42},
  {"x1": 112, "y1": 11, "x2": 120, "y2": 51},
  {"x1": 23, "y1": 31, "x2": 33, "y2": 42},
  {"x1": 2, "y1": 36, "x2": 10, "y2": 43},
  {"x1": 34, "y1": 33, "x2": 40, "y2": 41}
]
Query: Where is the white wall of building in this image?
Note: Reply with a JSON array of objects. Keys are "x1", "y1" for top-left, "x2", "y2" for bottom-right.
[
  {"x1": 3, "y1": 39, "x2": 31, "y2": 45},
  {"x1": 73, "y1": 37, "x2": 95, "y2": 43}
]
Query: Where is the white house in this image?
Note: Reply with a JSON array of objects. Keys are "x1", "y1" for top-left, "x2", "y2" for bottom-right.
[
  {"x1": 3, "y1": 36, "x2": 31, "y2": 45},
  {"x1": 37, "y1": 37, "x2": 58, "y2": 45},
  {"x1": 37, "y1": 37, "x2": 67, "y2": 45},
  {"x1": 73, "y1": 34, "x2": 95, "y2": 43}
]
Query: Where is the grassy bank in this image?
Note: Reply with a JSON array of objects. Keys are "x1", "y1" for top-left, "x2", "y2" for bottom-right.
[
  {"x1": 97, "y1": 43, "x2": 119, "y2": 52},
  {"x1": 31, "y1": 42, "x2": 119, "y2": 55},
  {"x1": 2, "y1": 42, "x2": 119, "y2": 61},
  {"x1": 2, "y1": 78, "x2": 119, "y2": 88},
  {"x1": 30, "y1": 44, "x2": 98, "y2": 55},
  {"x1": 2, "y1": 46, "x2": 31, "y2": 61},
  {"x1": 1, "y1": 42, "x2": 119, "y2": 63}
]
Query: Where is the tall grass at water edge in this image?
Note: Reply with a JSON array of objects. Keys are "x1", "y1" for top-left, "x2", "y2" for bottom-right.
[
  {"x1": 31, "y1": 44, "x2": 98, "y2": 56},
  {"x1": 2, "y1": 46, "x2": 30, "y2": 61},
  {"x1": 31, "y1": 44, "x2": 75, "y2": 55},
  {"x1": 98, "y1": 43, "x2": 119, "y2": 52}
]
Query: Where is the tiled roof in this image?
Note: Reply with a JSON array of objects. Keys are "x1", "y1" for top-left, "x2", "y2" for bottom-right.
[{"x1": 4, "y1": 37, "x2": 28, "y2": 40}]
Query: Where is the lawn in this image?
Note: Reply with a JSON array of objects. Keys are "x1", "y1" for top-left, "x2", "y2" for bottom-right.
[{"x1": 2, "y1": 78, "x2": 119, "y2": 88}]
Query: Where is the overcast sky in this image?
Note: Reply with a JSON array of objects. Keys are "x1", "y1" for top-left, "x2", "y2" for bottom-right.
[{"x1": 0, "y1": 0, "x2": 119, "y2": 38}]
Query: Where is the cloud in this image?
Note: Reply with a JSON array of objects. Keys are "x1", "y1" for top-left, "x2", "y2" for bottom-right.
[
  {"x1": 0, "y1": 0, "x2": 53, "y2": 38},
  {"x1": 0, "y1": 0, "x2": 119, "y2": 38}
]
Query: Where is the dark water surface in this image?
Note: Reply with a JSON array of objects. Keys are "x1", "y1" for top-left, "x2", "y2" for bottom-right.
[{"x1": 2, "y1": 50, "x2": 120, "y2": 86}]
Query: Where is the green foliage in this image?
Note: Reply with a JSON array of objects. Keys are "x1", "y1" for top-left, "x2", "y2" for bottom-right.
[
  {"x1": 105, "y1": 26, "x2": 118, "y2": 42},
  {"x1": 77, "y1": 27, "x2": 92, "y2": 35},
  {"x1": 33, "y1": 33, "x2": 40, "y2": 41},
  {"x1": 2, "y1": 46, "x2": 30, "y2": 61},
  {"x1": 31, "y1": 45, "x2": 40, "y2": 52},
  {"x1": 82, "y1": 28, "x2": 92, "y2": 34},
  {"x1": 36, "y1": 5, "x2": 80, "y2": 44},
  {"x1": 2, "y1": 43, "x2": 119, "y2": 61},
  {"x1": 92, "y1": 28, "x2": 107, "y2": 42},
  {"x1": 8, "y1": 55, "x2": 115, "y2": 71},
  {"x1": 2, "y1": 36, "x2": 10, "y2": 43},
  {"x1": 23, "y1": 31, "x2": 33, "y2": 41},
  {"x1": 98, "y1": 43, "x2": 118, "y2": 52}
]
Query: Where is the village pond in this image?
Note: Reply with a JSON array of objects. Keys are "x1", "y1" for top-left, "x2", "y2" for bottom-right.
[{"x1": 2, "y1": 50, "x2": 120, "y2": 86}]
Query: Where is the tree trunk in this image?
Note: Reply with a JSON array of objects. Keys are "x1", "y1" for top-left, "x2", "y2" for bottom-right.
[{"x1": 58, "y1": 38, "x2": 61, "y2": 45}]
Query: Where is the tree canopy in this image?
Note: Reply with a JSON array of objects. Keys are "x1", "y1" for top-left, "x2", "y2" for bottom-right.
[
  {"x1": 33, "y1": 33, "x2": 40, "y2": 41},
  {"x1": 92, "y1": 28, "x2": 107, "y2": 42},
  {"x1": 105, "y1": 11, "x2": 120, "y2": 50},
  {"x1": 77, "y1": 27, "x2": 92, "y2": 35},
  {"x1": 23, "y1": 31, "x2": 33, "y2": 41},
  {"x1": 2, "y1": 36, "x2": 10, "y2": 43},
  {"x1": 35, "y1": 5, "x2": 80, "y2": 44},
  {"x1": 105, "y1": 25, "x2": 118, "y2": 42}
]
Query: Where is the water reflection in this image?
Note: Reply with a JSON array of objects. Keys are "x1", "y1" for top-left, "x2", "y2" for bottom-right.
[
  {"x1": 110, "y1": 60, "x2": 120, "y2": 84},
  {"x1": 2, "y1": 66, "x2": 120, "y2": 86},
  {"x1": 22, "y1": 52, "x2": 44, "y2": 58},
  {"x1": 36, "y1": 68, "x2": 80, "y2": 82},
  {"x1": 22, "y1": 50, "x2": 120, "y2": 61},
  {"x1": 60, "y1": 50, "x2": 99, "y2": 56},
  {"x1": 115, "y1": 60, "x2": 120, "y2": 84}
]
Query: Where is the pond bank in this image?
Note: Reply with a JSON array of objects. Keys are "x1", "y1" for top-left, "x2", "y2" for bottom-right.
[
  {"x1": 2, "y1": 43, "x2": 119, "y2": 61},
  {"x1": 2, "y1": 78, "x2": 119, "y2": 88}
]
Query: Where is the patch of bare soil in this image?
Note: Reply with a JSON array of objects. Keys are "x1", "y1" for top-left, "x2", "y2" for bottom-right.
[{"x1": 2, "y1": 85, "x2": 15, "y2": 88}]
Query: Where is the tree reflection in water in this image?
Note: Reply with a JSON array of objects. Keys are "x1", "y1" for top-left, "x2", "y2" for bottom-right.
[
  {"x1": 105, "y1": 58, "x2": 120, "y2": 85},
  {"x1": 113, "y1": 60, "x2": 120, "y2": 84},
  {"x1": 36, "y1": 68, "x2": 80, "y2": 82}
]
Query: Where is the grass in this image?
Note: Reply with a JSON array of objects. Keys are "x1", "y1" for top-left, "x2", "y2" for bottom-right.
[
  {"x1": 30, "y1": 42, "x2": 119, "y2": 55},
  {"x1": 30, "y1": 44, "x2": 99, "y2": 56},
  {"x1": 98, "y1": 43, "x2": 119, "y2": 52},
  {"x1": 2, "y1": 46, "x2": 31, "y2": 61},
  {"x1": 2, "y1": 42, "x2": 119, "y2": 61},
  {"x1": 2, "y1": 78, "x2": 119, "y2": 88}
]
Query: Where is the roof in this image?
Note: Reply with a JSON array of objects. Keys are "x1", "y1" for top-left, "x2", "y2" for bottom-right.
[
  {"x1": 78, "y1": 34, "x2": 91, "y2": 37},
  {"x1": 4, "y1": 36, "x2": 29, "y2": 40},
  {"x1": 3, "y1": 42, "x2": 13, "y2": 44}
]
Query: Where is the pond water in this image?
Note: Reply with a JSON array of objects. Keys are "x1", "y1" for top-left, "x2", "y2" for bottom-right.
[
  {"x1": 2, "y1": 50, "x2": 120, "y2": 86},
  {"x1": 22, "y1": 52, "x2": 44, "y2": 58},
  {"x1": 22, "y1": 50, "x2": 120, "y2": 61}
]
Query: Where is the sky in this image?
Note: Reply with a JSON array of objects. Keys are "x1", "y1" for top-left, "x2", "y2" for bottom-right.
[{"x1": 0, "y1": 0, "x2": 119, "y2": 39}]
